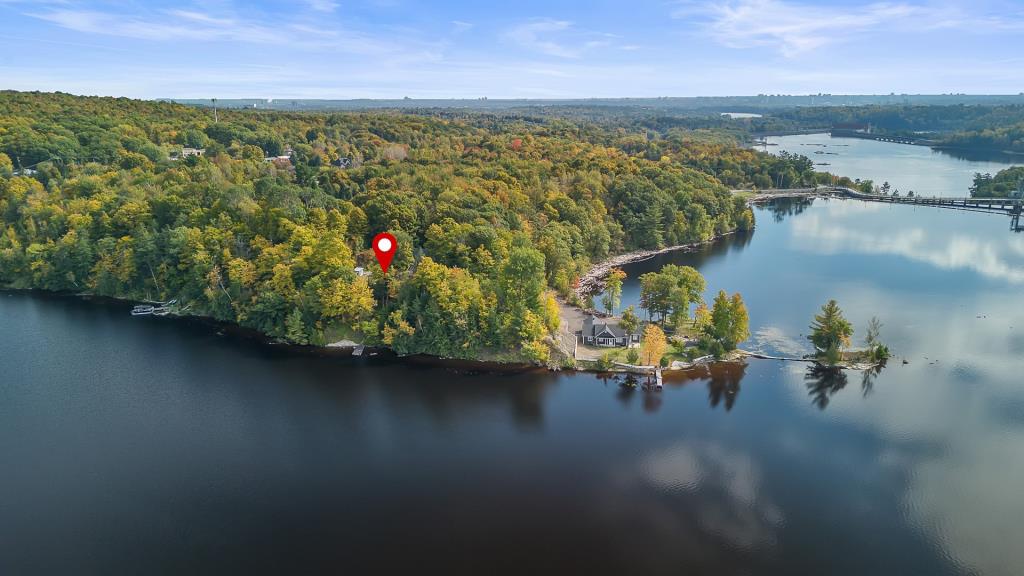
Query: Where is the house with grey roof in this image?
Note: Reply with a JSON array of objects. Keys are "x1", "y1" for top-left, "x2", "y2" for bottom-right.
[{"x1": 580, "y1": 315, "x2": 640, "y2": 347}]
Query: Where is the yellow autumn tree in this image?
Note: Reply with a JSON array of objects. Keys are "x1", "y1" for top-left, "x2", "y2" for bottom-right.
[
  {"x1": 319, "y1": 275, "x2": 376, "y2": 332},
  {"x1": 641, "y1": 324, "x2": 667, "y2": 367}
]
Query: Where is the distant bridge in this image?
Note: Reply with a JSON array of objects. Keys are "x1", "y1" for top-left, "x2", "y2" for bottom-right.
[
  {"x1": 835, "y1": 187, "x2": 1023, "y2": 232},
  {"x1": 736, "y1": 186, "x2": 1024, "y2": 232},
  {"x1": 828, "y1": 129, "x2": 938, "y2": 147}
]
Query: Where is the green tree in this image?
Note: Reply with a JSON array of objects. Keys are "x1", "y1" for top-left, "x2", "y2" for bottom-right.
[
  {"x1": 620, "y1": 305, "x2": 639, "y2": 335},
  {"x1": 706, "y1": 290, "x2": 750, "y2": 351},
  {"x1": 808, "y1": 300, "x2": 853, "y2": 364},
  {"x1": 601, "y1": 268, "x2": 625, "y2": 315},
  {"x1": 626, "y1": 348, "x2": 640, "y2": 365},
  {"x1": 639, "y1": 264, "x2": 705, "y2": 327},
  {"x1": 285, "y1": 308, "x2": 309, "y2": 345}
]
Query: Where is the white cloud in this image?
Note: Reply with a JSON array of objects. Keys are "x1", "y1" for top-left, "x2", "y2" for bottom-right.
[
  {"x1": 675, "y1": 0, "x2": 925, "y2": 56},
  {"x1": 30, "y1": 8, "x2": 284, "y2": 43},
  {"x1": 305, "y1": 0, "x2": 339, "y2": 12},
  {"x1": 504, "y1": 18, "x2": 631, "y2": 58},
  {"x1": 675, "y1": 0, "x2": 1024, "y2": 58},
  {"x1": 24, "y1": 5, "x2": 437, "y2": 58},
  {"x1": 505, "y1": 18, "x2": 580, "y2": 58},
  {"x1": 451, "y1": 20, "x2": 474, "y2": 32}
]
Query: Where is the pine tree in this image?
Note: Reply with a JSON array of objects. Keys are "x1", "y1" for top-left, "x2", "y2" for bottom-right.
[
  {"x1": 285, "y1": 308, "x2": 309, "y2": 345},
  {"x1": 808, "y1": 300, "x2": 853, "y2": 364}
]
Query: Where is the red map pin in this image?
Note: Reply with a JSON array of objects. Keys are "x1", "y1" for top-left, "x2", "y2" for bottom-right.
[{"x1": 372, "y1": 232, "x2": 397, "y2": 274}]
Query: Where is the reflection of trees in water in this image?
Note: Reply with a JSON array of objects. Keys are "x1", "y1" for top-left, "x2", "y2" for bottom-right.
[
  {"x1": 616, "y1": 375, "x2": 638, "y2": 407},
  {"x1": 767, "y1": 197, "x2": 815, "y2": 223},
  {"x1": 397, "y1": 367, "x2": 554, "y2": 429},
  {"x1": 643, "y1": 390, "x2": 664, "y2": 413},
  {"x1": 936, "y1": 148, "x2": 1024, "y2": 164},
  {"x1": 860, "y1": 363, "x2": 885, "y2": 397},
  {"x1": 804, "y1": 364, "x2": 848, "y2": 410},
  {"x1": 707, "y1": 362, "x2": 748, "y2": 411},
  {"x1": 615, "y1": 373, "x2": 665, "y2": 413},
  {"x1": 620, "y1": 230, "x2": 753, "y2": 282},
  {"x1": 805, "y1": 362, "x2": 887, "y2": 408}
]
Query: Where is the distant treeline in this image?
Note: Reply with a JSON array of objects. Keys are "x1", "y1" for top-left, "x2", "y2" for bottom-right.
[
  {"x1": 941, "y1": 123, "x2": 1024, "y2": 154},
  {"x1": 174, "y1": 94, "x2": 1024, "y2": 112}
]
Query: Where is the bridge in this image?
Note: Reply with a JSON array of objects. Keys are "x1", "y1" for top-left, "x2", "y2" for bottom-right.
[
  {"x1": 828, "y1": 129, "x2": 938, "y2": 147},
  {"x1": 834, "y1": 187, "x2": 1023, "y2": 231},
  {"x1": 736, "y1": 187, "x2": 1024, "y2": 232}
]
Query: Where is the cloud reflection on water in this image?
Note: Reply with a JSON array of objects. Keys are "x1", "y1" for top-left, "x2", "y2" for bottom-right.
[
  {"x1": 772, "y1": 200, "x2": 1024, "y2": 575},
  {"x1": 630, "y1": 440, "x2": 784, "y2": 550},
  {"x1": 791, "y1": 210, "x2": 1024, "y2": 284}
]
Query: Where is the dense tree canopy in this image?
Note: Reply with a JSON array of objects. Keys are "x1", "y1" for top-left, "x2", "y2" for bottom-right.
[
  {"x1": 0, "y1": 91, "x2": 816, "y2": 361},
  {"x1": 638, "y1": 264, "x2": 706, "y2": 328},
  {"x1": 705, "y1": 290, "x2": 750, "y2": 352},
  {"x1": 970, "y1": 167, "x2": 1024, "y2": 198}
]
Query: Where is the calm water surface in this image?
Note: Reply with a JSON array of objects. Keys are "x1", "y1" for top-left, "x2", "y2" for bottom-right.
[
  {"x1": 4, "y1": 202, "x2": 1024, "y2": 573},
  {"x1": 766, "y1": 133, "x2": 1020, "y2": 196}
]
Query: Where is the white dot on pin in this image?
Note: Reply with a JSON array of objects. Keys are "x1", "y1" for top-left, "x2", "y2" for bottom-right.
[{"x1": 377, "y1": 237, "x2": 392, "y2": 253}]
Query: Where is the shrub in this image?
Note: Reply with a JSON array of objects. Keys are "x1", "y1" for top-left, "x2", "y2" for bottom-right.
[{"x1": 626, "y1": 348, "x2": 640, "y2": 365}]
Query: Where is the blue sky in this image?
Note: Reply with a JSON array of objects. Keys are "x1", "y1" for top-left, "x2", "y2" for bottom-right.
[{"x1": 1, "y1": 0, "x2": 1022, "y2": 98}]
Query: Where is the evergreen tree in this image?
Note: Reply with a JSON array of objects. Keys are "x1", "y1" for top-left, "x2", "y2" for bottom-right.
[
  {"x1": 285, "y1": 308, "x2": 309, "y2": 345},
  {"x1": 808, "y1": 300, "x2": 853, "y2": 364},
  {"x1": 620, "y1": 305, "x2": 639, "y2": 335}
]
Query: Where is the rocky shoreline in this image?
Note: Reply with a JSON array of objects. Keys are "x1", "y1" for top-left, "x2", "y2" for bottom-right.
[{"x1": 572, "y1": 231, "x2": 739, "y2": 302}]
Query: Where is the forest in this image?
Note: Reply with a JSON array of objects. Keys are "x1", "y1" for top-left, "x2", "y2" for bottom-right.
[
  {"x1": 970, "y1": 166, "x2": 1024, "y2": 197},
  {"x1": 0, "y1": 91, "x2": 822, "y2": 362},
  {"x1": 755, "y1": 104, "x2": 1024, "y2": 137},
  {"x1": 940, "y1": 122, "x2": 1024, "y2": 154}
]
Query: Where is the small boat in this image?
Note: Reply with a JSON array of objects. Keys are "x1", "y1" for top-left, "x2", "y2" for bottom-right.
[
  {"x1": 152, "y1": 306, "x2": 171, "y2": 316},
  {"x1": 131, "y1": 305, "x2": 155, "y2": 316},
  {"x1": 655, "y1": 370, "x2": 663, "y2": 389}
]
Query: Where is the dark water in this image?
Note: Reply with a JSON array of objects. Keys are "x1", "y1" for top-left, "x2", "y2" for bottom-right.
[
  {"x1": 766, "y1": 133, "x2": 1020, "y2": 197},
  {"x1": 4, "y1": 199, "x2": 1024, "y2": 575}
]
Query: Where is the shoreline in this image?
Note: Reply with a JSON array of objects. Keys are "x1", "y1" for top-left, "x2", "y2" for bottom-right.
[
  {"x1": 572, "y1": 230, "x2": 742, "y2": 302},
  {"x1": 2, "y1": 192, "x2": 884, "y2": 376},
  {"x1": 755, "y1": 130, "x2": 1024, "y2": 157},
  {"x1": 2, "y1": 285, "x2": 884, "y2": 375}
]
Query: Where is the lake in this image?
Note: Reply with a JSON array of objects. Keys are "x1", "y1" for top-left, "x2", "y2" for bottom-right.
[
  {"x1": 764, "y1": 132, "x2": 1020, "y2": 197},
  {"x1": 4, "y1": 143, "x2": 1024, "y2": 574}
]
